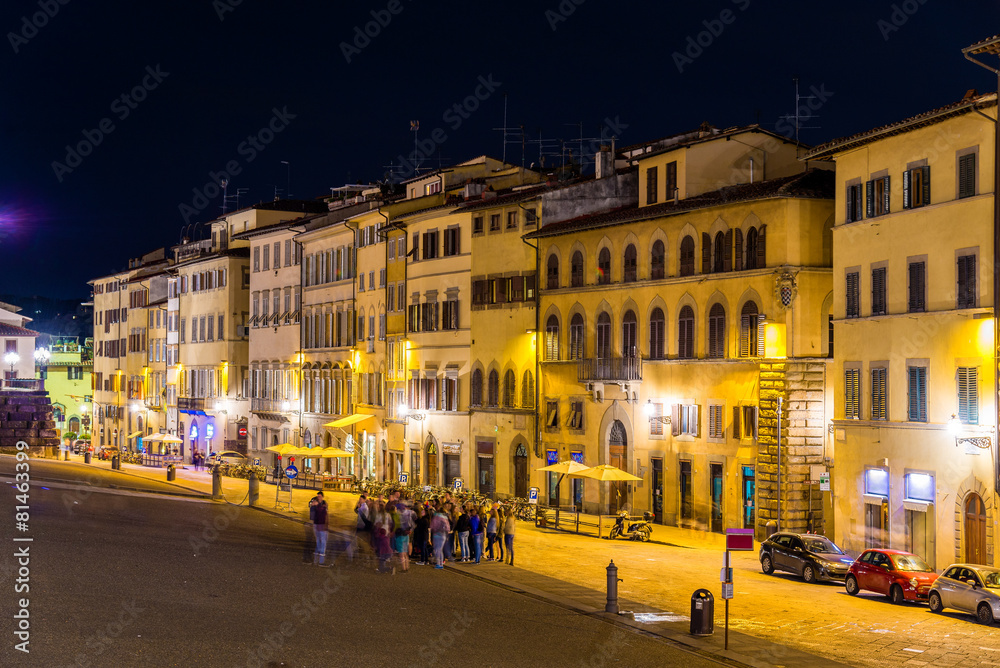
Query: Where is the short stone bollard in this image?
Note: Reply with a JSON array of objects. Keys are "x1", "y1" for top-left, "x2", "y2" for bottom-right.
[
  {"x1": 606, "y1": 560, "x2": 622, "y2": 614},
  {"x1": 248, "y1": 472, "x2": 259, "y2": 506}
]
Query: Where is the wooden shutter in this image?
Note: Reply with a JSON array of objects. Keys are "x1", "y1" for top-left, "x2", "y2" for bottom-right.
[
  {"x1": 739, "y1": 315, "x2": 750, "y2": 356},
  {"x1": 845, "y1": 368, "x2": 860, "y2": 419},
  {"x1": 756, "y1": 225, "x2": 766, "y2": 269},
  {"x1": 734, "y1": 229, "x2": 743, "y2": 271},
  {"x1": 671, "y1": 404, "x2": 681, "y2": 436},
  {"x1": 846, "y1": 272, "x2": 859, "y2": 317},
  {"x1": 732, "y1": 406, "x2": 742, "y2": 438},
  {"x1": 959, "y1": 154, "x2": 976, "y2": 198},
  {"x1": 920, "y1": 165, "x2": 931, "y2": 206},
  {"x1": 882, "y1": 176, "x2": 890, "y2": 214},
  {"x1": 958, "y1": 366, "x2": 978, "y2": 424},
  {"x1": 693, "y1": 405, "x2": 701, "y2": 438},
  {"x1": 701, "y1": 233, "x2": 711, "y2": 274},
  {"x1": 723, "y1": 230, "x2": 733, "y2": 272},
  {"x1": 908, "y1": 262, "x2": 925, "y2": 312},
  {"x1": 957, "y1": 255, "x2": 975, "y2": 308},
  {"x1": 871, "y1": 368, "x2": 886, "y2": 420},
  {"x1": 871, "y1": 267, "x2": 886, "y2": 315},
  {"x1": 902, "y1": 169, "x2": 911, "y2": 209},
  {"x1": 908, "y1": 367, "x2": 927, "y2": 422},
  {"x1": 865, "y1": 180, "x2": 875, "y2": 218},
  {"x1": 756, "y1": 315, "x2": 766, "y2": 357}
]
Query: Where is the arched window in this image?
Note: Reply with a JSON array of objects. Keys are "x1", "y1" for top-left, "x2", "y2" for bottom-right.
[
  {"x1": 678, "y1": 305, "x2": 695, "y2": 359},
  {"x1": 487, "y1": 370, "x2": 500, "y2": 407},
  {"x1": 713, "y1": 232, "x2": 725, "y2": 273},
  {"x1": 597, "y1": 248, "x2": 611, "y2": 284},
  {"x1": 650, "y1": 240, "x2": 665, "y2": 280},
  {"x1": 596, "y1": 312, "x2": 612, "y2": 358},
  {"x1": 571, "y1": 251, "x2": 584, "y2": 287},
  {"x1": 680, "y1": 236, "x2": 695, "y2": 276},
  {"x1": 570, "y1": 313, "x2": 585, "y2": 360},
  {"x1": 546, "y1": 253, "x2": 560, "y2": 289},
  {"x1": 52, "y1": 404, "x2": 64, "y2": 423},
  {"x1": 470, "y1": 368, "x2": 483, "y2": 406},
  {"x1": 745, "y1": 227, "x2": 759, "y2": 270},
  {"x1": 708, "y1": 303, "x2": 726, "y2": 358},
  {"x1": 740, "y1": 301, "x2": 762, "y2": 357},
  {"x1": 622, "y1": 310, "x2": 637, "y2": 358},
  {"x1": 545, "y1": 314, "x2": 559, "y2": 361},
  {"x1": 623, "y1": 244, "x2": 637, "y2": 282},
  {"x1": 521, "y1": 371, "x2": 534, "y2": 409},
  {"x1": 503, "y1": 369, "x2": 516, "y2": 408},
  {"x1": 649, "y1": 308, "x2": 665, "y2": 359}
]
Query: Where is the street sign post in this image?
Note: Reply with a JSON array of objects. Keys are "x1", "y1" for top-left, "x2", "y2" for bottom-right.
[
  {"x1": 819, "y1": 472, "x2": 830, "y2": 491},
  {"x1": 398, "y1": 471, "x2": 408, "y2": 484},
  {"x1": 453, "y1": 478, "x2": 463, "y2": 491},
  {"x1": 285, "y1": 465, "x2": 298, "y2": 479},
  {"x1": 721, "y1": 529, "x2": 752, "y2": 650},
  {"x1": 528, "y1": 487, "x2": 539, "y2": 505}
]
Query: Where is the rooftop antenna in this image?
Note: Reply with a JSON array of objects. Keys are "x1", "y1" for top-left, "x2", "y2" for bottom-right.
[
  {"x1": 410, "y1": 120, "x2": 420, "y2": 172},
  {"x1": 221, "y1": 179, "x2": 229, "y2": 215},
  {"x1": 492, "y1": 94, "x2": 523, "y2": 165},
  {"x1": 778, "y1": 77, "x2": 820, "y2": 146},
  {"x1": 280, "y1": 161, "x2": 291, "y2": 199}
]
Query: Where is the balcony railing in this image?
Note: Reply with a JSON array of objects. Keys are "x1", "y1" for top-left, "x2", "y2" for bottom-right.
[
  {"x1": 577, "y1": 357, "x2": 641, "y2": 383},
  {"x1": 0, "y1": 378, "x2": 44, "y2": 392},
  {"x1": 251, "y1": 397, "x2": 296, "y2": 413},
  {"x1": 177, "y1": 397, "x2": 207, "y2": 411}
]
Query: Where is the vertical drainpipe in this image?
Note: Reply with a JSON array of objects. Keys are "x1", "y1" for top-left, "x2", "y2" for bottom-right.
[{"x1": 521, "y1": 231, "x2": 540, "y2": 470}]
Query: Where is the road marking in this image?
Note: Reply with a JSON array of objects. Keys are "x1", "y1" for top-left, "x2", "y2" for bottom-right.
[
  {"x1": 633, "y1": 612, "x2": 688, "y2": 623},
  {"x1": 902, "y1": 648, "x2": 924, "y2": 653}
]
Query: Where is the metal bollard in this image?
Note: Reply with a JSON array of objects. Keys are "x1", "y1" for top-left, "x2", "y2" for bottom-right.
[
  {"x1": 605, "y1": 560, "x2": 622, "y2": 614},
  {"x1": 212, "y1": 466, "x2": 222, "y2": 500},
  {"x1": 248, "y1": 472, "x2": 259, "y2": 507}
]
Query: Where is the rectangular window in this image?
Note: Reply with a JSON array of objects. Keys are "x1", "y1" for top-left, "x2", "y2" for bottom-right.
[
  {"x1": 218, "y1": 314, "x2": 224, "y2": 340},
  {"x1": 958, "y1": 366, "x2": 978, "y2": 424},
  {"x1": 273, "y1": 241, "x2": 281, "y2": 268},
  {"x1": 422, "y1": 230, "x2": 439, "y2": 259},
  {"x1": 569, "y1": 400, "x2": 584, "y2": 430},
  {"x1": 958, "y1": 153, "x2": 976, "y2": 199},
  {"x1": 646, "y1": 166, "x2": 658, "y2": 204},
  {"x1": 907, "y1": 366, "x2": 928, "y2": 422},
  {"x1": 871, "y1": 266, "x2": 886, "y2": 316},
  {"x1": 957, "y1": 254, "x2": 976, "y2": 309},
  {"x1": 180, "y1": 318, "x2": 186, "y2": 343},
  {"x1": 665, "y1": 161, "x2": 677, "y2": 199},
  {"x1": 473, "y1": 216, "x2": 484, "y2": 235},
  {"x1": 846, "y1": 271, "x2": 860, "y2": 318},
  {"x1": 905, "y1": 472, "x2": 934, "y2": 503},
  {"x1": 489, "y1": 214, "x2": 501, "y2": 232},
  {"x1": 443, "y1": 227, "x2": 460, "y2": 256},
  {"x1": 545, "y1": 400, "x2": 559, "y2": 430},
  {"x1": 871, "y1": 367, "x2": 887, "y2": 421},
  {"x1": 524, "y1": 208, "x2": 538, "y2": 227},
  {"x1": 708, "y1": 404, "x2": 724, "y2": 439},
  {"x1": 649, "y1": 402, "x2": 664, "y2": 436},
  {"x1": 387, "y1": 284, "x2": 395, "y2": 312},
  {"x1": 359, "y1": 274, "x2": 365, "y2": 291},
  {"x1": 846, "y1": 183, "x2": 863, "y2": 223},
  {"x1": 679, "y1": 460, "x2": 693, "y2": 520},
  {"x1": 908, "y1": 261, "x2": 926, "y2": 312},
  {"x1": 865, "y1": 176, "x2": 890, "y2": 217},
  {"x1": 207, "y1": 315, "x2": 215, "y2": 342},
  {"x1": 253, "y1": 246, "x2": 260, "y2": 272},
  {"x1": 397, "y1": 283, "x2": 405, "y2": 312},
  {"x1": 442, "y1": 299, "x2": 459, "y2": 330},
  {"x1": 670, "y1": 404, "x2": 699, "y2": 437},
  {"x1": 845, "y1": 368, "x2": 861, "y2": 419},
  {"x1": 903, "y1": 165, "x2": 931, "y2": 209},
  {"x1": 506, "y1": 211, "x2": 518, "y2": 231},
  {"x1": 410, "y1": 234, "x2": 419, "y2": 261},
  {"x1": 262, "y1": 244, "x2": 269, "y2": 271}
]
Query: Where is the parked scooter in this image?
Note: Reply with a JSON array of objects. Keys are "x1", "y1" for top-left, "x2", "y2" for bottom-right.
[{"x1": 609, "y1": 507, "x2": 653, "y2": 541}]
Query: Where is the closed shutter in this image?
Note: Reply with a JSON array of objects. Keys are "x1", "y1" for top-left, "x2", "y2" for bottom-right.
[
  {"x1": 845, "y1": 368, "x2": 860, "y2": 419},
  {"x1": 756, "y1": 315, "x2": 766, "y2": 357},
  {"x1": 921, "y1": 165, "x2": 931, "y2": 206},
  {"x1": 734, "y1": 229, "x2": 743, "y2": 271},
  {"x1": 871, "y1": 267, "x2": 886, "y2": 315},
  {"x1": 846, "y1": 186, "x2": 856, "y2": 222},
  {"x1": 732, "y1": 406, "x2": 742, "y2": 439},
  {"x1": 866, "y1": 180, "x2": 875, "y2": 218},
  {"x1": 959, "y1": 154, "x2": 976, "y2": 198},
  {"x1": 701, "y1": 233, "x2": 711, "y2": 274},
  {"x1": 846, "y1": 272, "x2": 860, "y2": 318},
  {"x1": 670, "y1": 404, "x2": 681, "y2": 436},
  {"x1": 908, "y1": 367, "x2": 927, "y2": 422},
  {"x1": 739, "y1": 315, "x2": 750, "y2": 356},
  {"x1": 958, "y1": 366, "x2": 978, "y2": 424},
  {"x1": 756, "y1": 225, "x2": 766, "y2": 269},
  {"x1": 903, "y1": 169, "x2": 911, "y2": 209},
  {"x1": 723, "y1": 230, "x2": 733, "y2": 272},
  {"x1": 908, "y1": 262, "x2": 925, "y2": 312},
  {"x1": 957, "y1": 255, "x2": 976, "y2": 309},
  {"x1": 882, "y1": 176, "x2": 891, "y2": 214},
  {"x1": 871, "y1": 367, "x2": 886, "y2": 421}
]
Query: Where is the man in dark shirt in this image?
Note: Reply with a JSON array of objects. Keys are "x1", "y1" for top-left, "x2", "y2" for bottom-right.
[{"x1": 309, "y1": 491, "x2": 329, "y2": 567}]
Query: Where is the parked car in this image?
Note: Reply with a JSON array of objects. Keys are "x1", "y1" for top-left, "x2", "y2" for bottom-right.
[
  {"x1": 97, "y1": 446, "x2": 116, "y2": 461},
  {"x1": 214, "y1": 451, "x2": 246, "y2": 464},
  {"x1": 845, "y1": 549, "x2": 938, "y2": 603},
  {"x1": 72, "y1": 440, "x2": 89, "y2": 455},
  {"x1": 759, "y1": 532, "x2": 854, "y2": 583},
  {"x1": 928, "y1": 563, "x2": 1000, "y2": 624}
]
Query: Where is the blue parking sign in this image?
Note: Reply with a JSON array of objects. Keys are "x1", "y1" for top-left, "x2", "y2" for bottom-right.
[
  {"x1": 399, "y1": 471, "x2": 408, "y2": 484},
  {"x1": 528, "y1": 487, "x2": 539, "y2": 505}
]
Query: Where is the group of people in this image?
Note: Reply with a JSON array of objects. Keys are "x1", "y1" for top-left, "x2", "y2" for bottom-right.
[{"x1": 306, "y1": 489, "x2": 517, "y2": 573}]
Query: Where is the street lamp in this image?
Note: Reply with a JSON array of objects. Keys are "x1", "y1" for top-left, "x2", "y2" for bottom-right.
[
  {"x1": 4, "y1": 351, "x2": 20, "y2": 378},
  {"x1": 34, "y1": 347, "x2": 50, "y2": 378},
  {"x1": 950, "y1": 413, "x2": 994, "y2": 450},
  {"x1": 397, "y1": 403, "x2": 425, "y2": 421},
  {"x1": 643, "y1": 400, "x2": 672, "y2": 425}
]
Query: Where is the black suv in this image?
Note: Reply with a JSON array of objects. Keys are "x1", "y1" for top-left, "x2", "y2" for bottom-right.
[{"x1": 759, "y1": 532, "x2": 854, "y2": 583}]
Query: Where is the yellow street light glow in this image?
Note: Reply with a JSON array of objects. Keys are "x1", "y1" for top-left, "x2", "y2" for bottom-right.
[
  {"x1": 977, "y1": 317, "x2": 994, "y2": 355},
  {"x1": 764, "y1": 323, "x2": 787, "y2": 359}
]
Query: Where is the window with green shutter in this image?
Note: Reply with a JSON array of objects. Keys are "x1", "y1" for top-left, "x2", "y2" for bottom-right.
[
  {"x1": 871, "y1": 367, "x2": 887, "y2": 421},
  {"x1": 866, "y1": 176, "x2": 890, "y2": 217},
  {"x1": 845, "y1": 368, "x2": 861, "y2": 419},
  {"x1": 903, "y1": 165, "x2": 931, "y2": 209},
  {"x1": 907, "y1": 366, "x2": 927, "y2": 422},
  {"x1": 957, "y1": 366, "x2": 978, "y2": 424},
  {"x1": 958, "y1": 153, "x2": 976, "y2": 199}
]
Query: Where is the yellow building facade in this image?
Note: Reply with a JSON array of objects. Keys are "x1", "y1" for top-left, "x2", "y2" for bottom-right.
[{"x1": 807, "y1": 93, "x2": 998, "y2": 568}]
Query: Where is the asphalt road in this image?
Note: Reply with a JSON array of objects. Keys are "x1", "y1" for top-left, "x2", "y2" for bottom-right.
[{"x1": 0, "y1": 457, "x2": 725, "y2": 668}]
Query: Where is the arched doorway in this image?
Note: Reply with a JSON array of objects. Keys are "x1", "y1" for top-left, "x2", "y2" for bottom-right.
[
  {"x1": 965, "y1": 493, "x2": 987, "y2": 564},
  {"x1": 426, "y1": 442, "x2": 438, "y2": 486},
  {"x1": 68, "y1": 416, "x2": 79, "y2": 433},
  {"x1": 514, "y1": 443, "x2": 528, "y2": 498},
  {"x1": 609, "y1": 420, "x2": 627, "y2": 513}
]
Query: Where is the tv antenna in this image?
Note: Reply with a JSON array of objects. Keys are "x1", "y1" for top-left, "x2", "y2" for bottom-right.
[
  {"x1": 778, "y1": 77, "x2": 820, "y2": 145},
  {"x1": 492, "y1": 94, "x2": 524, "y2": 165}
]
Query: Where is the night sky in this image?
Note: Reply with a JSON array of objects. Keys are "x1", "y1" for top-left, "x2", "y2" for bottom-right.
[{"x1": 0, "y1": 1, "x2": 996, "y2": 299}]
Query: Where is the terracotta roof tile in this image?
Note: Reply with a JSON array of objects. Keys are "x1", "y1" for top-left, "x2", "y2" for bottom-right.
[{"x1": 0, "y1": 322, "x2": 40, "y2": 337}]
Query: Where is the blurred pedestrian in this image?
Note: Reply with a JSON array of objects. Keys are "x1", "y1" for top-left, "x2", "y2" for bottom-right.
[
  {"x1": 503, "y1": 507, "x2": 516, "y2": 566},
  {"x1": 469, "y1": 507, "x2": 483, "y2": 564},
  {"x1": 431, "y1": 506, "x2": 451, "y2": 569},
  {"x1": 455, "y1": 505, "x2": 471, "y2": 563},
  {"x1": 308, "y1": 491, "x2": 329, "y2": 567},
  {"x1": 413, "y1": 505, "x2": 430, "y2": 565},
  {"x1": 486, "y1": 508, "x2": 499, "y2": 561}
]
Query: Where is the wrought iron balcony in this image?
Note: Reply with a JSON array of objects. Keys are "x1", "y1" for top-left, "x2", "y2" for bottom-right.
[
  {"x1": 577, "y1": 356, "x2": 642, "y2": 383},
  {"x1": 177, "y1": 397, "x2": 207, "y2": 411},
  {"x1": 251, "y1": 397, "x2": 296, "y2": 413}
]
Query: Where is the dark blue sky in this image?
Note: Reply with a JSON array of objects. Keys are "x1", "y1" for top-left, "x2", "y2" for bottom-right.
[{"x1": 0, "y1": 0, "x2": 996, "y2": 298}]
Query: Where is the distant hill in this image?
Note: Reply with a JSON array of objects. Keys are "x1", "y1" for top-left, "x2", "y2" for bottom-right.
[{"x1": 0, "y1": 294, "x2": 92, "y2": 340}]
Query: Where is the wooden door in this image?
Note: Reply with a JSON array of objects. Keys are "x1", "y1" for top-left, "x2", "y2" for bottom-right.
[
  {"x1": 608, "y1": 420, "x2": 627, "y2": 514},
  {"x1": 965, "y1": 493, "x2": 987, "y2": 565},
  {"x1": 514, "y1": 444, "x2": 528, "y2": 498}
]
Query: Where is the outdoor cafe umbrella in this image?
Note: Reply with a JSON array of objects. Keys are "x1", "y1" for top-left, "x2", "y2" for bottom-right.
[
  {"x1": 159, "y1": 435, "x2": 182, "y2": 444},
  {"x1": 315, "y1": 447, "x2": 354, "y2": 458},
  {"x1": 536, "y1": 459, "x2": 592, "y2": 489},
  {"x1": 264, "y1": 443, "x2": 297, "y2": 456},
  {"x1": 576, "y1": 464, "x2": 642, "y2": 508}
]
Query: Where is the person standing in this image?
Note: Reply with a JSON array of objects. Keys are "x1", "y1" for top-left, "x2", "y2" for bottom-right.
[
  {"x1": 486, "y1": 508, "x2": 499, "y2": 561},
  {"x1": 308, "y1": 491, "x2": 329, "y2": 567},
  {"x1": 412, "y1": 505, "x2": 430, "y2": 565},
  {"x1": 430, "y1": 507, "x2": 451, "y2": 569},
  {"x1": 455, "y1": 506, "x2": 471, "y2": 563},
  {"x1": 469, "y1": 508, "x2": 483, "y2": 565},
  {"x1": 503, "y1": 508, "x2": 516, "y2": 566}
]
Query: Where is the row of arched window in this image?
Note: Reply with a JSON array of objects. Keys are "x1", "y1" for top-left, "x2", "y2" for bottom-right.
[
  {"x1": 545, "y1": 225, "x2": 766, "y2": 290},
  {"x1": 470, "y1": 368, "x2": 535, "y2": 410},
  {"x1": 543, "y1": 300, "x2": 765, "y2": 361}
]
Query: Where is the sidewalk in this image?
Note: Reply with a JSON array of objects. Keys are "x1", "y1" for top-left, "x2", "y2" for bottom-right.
[{"x1": 60, "y1": 455, "x2": 853, "y2": 667}]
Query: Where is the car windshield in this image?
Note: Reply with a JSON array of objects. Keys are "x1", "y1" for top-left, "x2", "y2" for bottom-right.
[
  {"x1": 980, "y1": 570, "x2": 1000, "y2": 588},
  {"x1": 890, "y1": 554, "x2": 933, "y2": 572},
  {"x1": 802, "y1": 537, "x2": 844, "y2": 555}
]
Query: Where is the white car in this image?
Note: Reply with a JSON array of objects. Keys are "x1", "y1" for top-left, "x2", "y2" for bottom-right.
[{"x1": 928, "y1": 563, "x2": 1000, "y2": 624}]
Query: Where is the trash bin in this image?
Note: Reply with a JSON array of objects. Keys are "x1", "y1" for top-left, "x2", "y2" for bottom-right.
[
  {"x1": 690, "y1": 589, "x2": 714, "y2": 636},
  {"x1": 765, "y1": 520, "x2": 777, "y2": 537},
  {"x1": 167, "y1": 463, "x2": 176, "y2": 481},
  {"x1": 111, "y1": 454, "x2": 120, "y2": 470}
]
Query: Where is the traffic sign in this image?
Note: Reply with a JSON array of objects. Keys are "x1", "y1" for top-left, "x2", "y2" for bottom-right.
[
  {"x1": 453, "y1": 478, "x2": 463, "y2": 490},
  {"x1": 398, "y1": 471, "x2": 408, "y2": 484},
  {"x1": 819, "y1": 472, "x2": 830, "y2": 491},
  {"x1": 252, "y1": 458, "x2": 260, "y2": 466},
  {"x1": 720, "y1": 567, "x2": 733, "y2": 583},
  {"x1": 285, "y1": 465, "x2": 298, "y2": 479},
  {"x1": 725, "y1": 528, "x2": 754, "y2": 551},
  {"x1": 527, "y1": 487, "x2": 539, "y2": 505}
]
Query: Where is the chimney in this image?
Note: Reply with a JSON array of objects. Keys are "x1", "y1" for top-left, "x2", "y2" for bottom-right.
[
  {"x1": 595, "y1": 145, "x2": 613, "y2": 179},
  {"x1": 464, "y1": 183, "x2": 487, "y2": 200}
]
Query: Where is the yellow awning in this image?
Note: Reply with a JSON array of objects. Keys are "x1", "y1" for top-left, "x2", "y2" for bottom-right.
[
  {"x1": 324, "y1": 414, "x2": 374, "y2": 429},
  {"x1": 127, "y1": 431, "x2": 142, "y2": 439}
]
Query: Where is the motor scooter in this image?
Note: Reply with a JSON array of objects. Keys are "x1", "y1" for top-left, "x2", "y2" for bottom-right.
[{"x1": 608, "y1": 507, "x2": 653, "y2": 541}]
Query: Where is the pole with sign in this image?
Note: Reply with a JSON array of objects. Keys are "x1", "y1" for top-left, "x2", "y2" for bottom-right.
[
  {"x1": 723, "y1": 528, "x2": 754, "y2": 650},
  {"x1": 398, "y1": 471, "x2": 408, "y2": 484},
  {"x1": 453, "y1": 478, "x2": 463, "y2": 491}
]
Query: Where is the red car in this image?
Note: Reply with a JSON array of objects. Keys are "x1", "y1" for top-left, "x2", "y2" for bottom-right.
[{"x1": 845, "y1": 548, "x2": 938, "y2": 603}]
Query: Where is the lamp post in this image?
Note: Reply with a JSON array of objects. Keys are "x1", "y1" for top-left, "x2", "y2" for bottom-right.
[
  {"x1": 4, "y1": 351, "x2": 20, "y2": 380},
  {"x1": 34, "y1": 347, "x2": 50, "y2": 382},
  {"x1": 398, "y1": 404, "x2": 425, "y2": 484}
]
